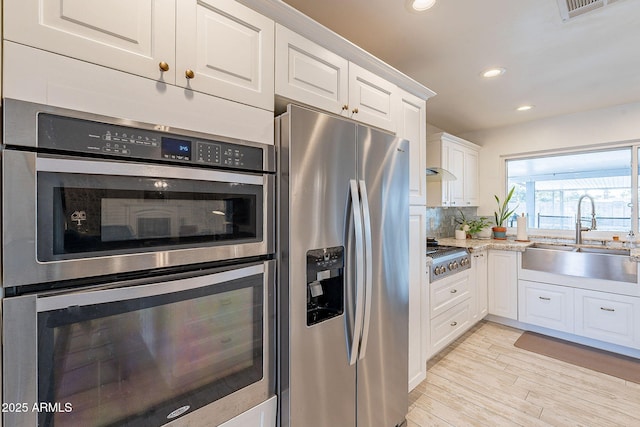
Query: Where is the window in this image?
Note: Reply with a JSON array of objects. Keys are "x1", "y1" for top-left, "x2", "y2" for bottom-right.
[{"x1": 506, "y1": 148, "x2": 633, "y2": 232}]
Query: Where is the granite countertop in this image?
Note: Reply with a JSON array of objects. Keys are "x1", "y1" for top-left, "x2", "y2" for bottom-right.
[
  {"x1": 435, "y1": 237, "x2": 532, "y2": 252},
  {"x1": 430, "y1": 236, "x2": 640, "y2": 261}
]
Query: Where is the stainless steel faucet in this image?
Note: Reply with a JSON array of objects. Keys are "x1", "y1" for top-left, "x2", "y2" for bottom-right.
[{"x1": 575, "y1": 195, "x2": 597, "y2": 244}]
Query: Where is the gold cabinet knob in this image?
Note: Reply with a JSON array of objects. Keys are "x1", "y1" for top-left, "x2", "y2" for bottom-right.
[
  {"x1": 185, "y1": 69, "x2": 195, "y2": 79},
  {"x1": 351, "y1": 107, "x2": 359, "y2": 115},
  {"x1": 342, "y1": 104, "x2": 349, "y2": 111},
  {"x1": 158, "y1": 61, "x2": 170, "y2": 72}
]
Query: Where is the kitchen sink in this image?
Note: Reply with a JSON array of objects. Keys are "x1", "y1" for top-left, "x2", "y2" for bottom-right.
[{"x1": 522, "y1": 243, "x2": 637, "y2": 283}]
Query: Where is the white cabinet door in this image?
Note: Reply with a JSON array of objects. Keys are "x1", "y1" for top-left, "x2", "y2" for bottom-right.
[
  {"x1": 348, "y1": 62, "x2": 397, "y2": 132},
  {"x1": 176, "y1": 0, "x2": 274, "y2": 111},
  {"x1": 275, "y1": 24, "x2": 349, "y2": 115},
  {"x1": 408, "y1": 207, "x2": 428, "y2": 391},
  {"x1": 398, "y1": 89, "x2": 427, "y2": 206},
  {"x1": 464, "y1": 148, "x2": 479, "y2": 206},
  {"x1": 4, "y1": 0, "x2": 176, "y2": 83},
  {"x1": 487, "y1": 250, "x2": 518, "y2": 320},
  {"x1": 447, "y1": 142, "x2": 466, "y2": 207},
  {"x1": 518, "y1": 280, "x2": 574, "y2": 333},
  {"x1": 471, "y1": 251, "x2": 488, "y2": 321},
  {"x1": 574, "y1": 289, "x2": 639, "y2": 349}
]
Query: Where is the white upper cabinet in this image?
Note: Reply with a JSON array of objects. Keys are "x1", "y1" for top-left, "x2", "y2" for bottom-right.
[
  {"x1": 275, "y1": 24, "x2": 348, "y2": 115},
  {"x1": 176, "y1": 0, "x2": 274, "y2": 111},
  {"x1": 426, "y1": 132, "x2": 480, "y2": 207},
  {"x1": 348, "y1": 62, "x2": 397, "y2": 132},
  {"x1": 275, "y1": 25, "x2": 397, "y2": 132},
  {"x1": 5, "y1": 0, "x2": 274, "y2": 110},
  {"x1": 397, "y1": 89, "x2": 427, "y2": 205},
  {"x1": 4, "y1": 0, "x2": 176, "y2": 82}
]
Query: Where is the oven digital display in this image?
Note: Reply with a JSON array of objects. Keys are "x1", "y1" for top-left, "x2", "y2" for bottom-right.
[{"x1": 161, "y1": 137, "x2": 192, "y2": 160}]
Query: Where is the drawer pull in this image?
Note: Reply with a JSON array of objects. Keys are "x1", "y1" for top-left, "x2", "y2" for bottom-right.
[
  {"x1": 450, "y1": 289, "x2": 458, "y2": 294},
  {"x1": 539, "y1": 296, "x2": 551, "y2": 301},
  {"x1": 600, "y1": 307, "x2": 615, "y2": 312},
  {"x1": 450, "y1": 321, "x2": 457, "y2": 327},
  {"x1": 221, "y1": 337, "x2": 232, "y2": 344}
]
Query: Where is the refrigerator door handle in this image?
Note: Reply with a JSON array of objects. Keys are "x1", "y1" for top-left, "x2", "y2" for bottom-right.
[
  {"x1": 347, "y1": 179, "x2": 366, "y2": 366},
  {"x1": 358, "y1": 180, "x2": 373, "y2": 360}
]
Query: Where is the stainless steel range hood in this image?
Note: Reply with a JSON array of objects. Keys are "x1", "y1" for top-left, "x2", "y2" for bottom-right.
[{"x1": 426, "y1": 167, "x2": 457, "y2": 182}]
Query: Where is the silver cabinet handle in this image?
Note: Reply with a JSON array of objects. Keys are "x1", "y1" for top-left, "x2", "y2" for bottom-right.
[
  {"x1": 600, "y1": 307, "x2": 615, "y2": 312},
  {"x1": 450, "y1": 321, "x2": 458, "y2": 327},
  {"x1": 539, "y1": 296, "x2": 551, "y2": 301},
  {"x1": 451, "y1": 289, "x2": 458, "y2": 294}
]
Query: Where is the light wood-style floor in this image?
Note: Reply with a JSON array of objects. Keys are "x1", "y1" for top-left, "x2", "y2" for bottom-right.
[{"x1": 407, "y1": 321, "x2": 640, "y2": 427}]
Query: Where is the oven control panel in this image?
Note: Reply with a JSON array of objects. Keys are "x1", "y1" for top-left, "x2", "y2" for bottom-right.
[{"x1": 37, "y1": 113, "x2": 266, "y2": 172}]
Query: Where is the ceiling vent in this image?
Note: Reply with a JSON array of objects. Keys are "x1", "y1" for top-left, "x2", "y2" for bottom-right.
[{"x1": 557, "y1": 0, "x2": 619, "y2": 21}]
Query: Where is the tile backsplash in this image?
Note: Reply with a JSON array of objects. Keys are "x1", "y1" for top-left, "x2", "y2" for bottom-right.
[{"x1": 426, "y1": 207, "x2": 486, "y2": 238}]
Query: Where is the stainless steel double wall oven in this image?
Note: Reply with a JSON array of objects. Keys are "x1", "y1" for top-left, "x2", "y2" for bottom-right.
[{"x1": 1, "y1": 99, "x2": 276, "y2": 426}]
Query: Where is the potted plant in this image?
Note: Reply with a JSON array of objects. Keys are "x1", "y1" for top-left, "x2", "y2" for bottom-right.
[
  {"x1": 493, "y1": 186, "x2": 518, "y2": 240},
  {"x1": 456, "y1": 210, "x2": 491, "y2": 239},
  {"x1": 468, "y1": 217, "x2": 492, "y2": 239},
  {"x1": 454, "y1": 210, "x2": 470, "y2": 239}
]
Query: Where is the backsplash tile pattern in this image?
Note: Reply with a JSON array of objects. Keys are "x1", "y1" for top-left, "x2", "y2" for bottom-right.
[{"x1": 426, "y1": 207, "x2": 482, "y2": 238}]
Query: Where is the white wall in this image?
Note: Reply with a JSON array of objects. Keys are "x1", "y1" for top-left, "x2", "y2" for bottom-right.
[{"x1": 456, "y1": 101, "x2": 640, "y2": 216}]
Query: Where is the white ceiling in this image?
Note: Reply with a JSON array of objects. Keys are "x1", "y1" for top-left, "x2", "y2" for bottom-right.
[{"x1": 281, "y1": 0, "x2": 640, "y2": 135}]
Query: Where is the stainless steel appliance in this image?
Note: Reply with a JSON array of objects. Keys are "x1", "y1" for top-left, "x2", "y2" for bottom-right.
[
  {"x1": 3, "y1": 261, "x2": 275, "y2": 426},
  {"x1": 277, "y1": 105, "x2": 409, "y2": 427},
  {"x1": 1, "y1": 99, "x2": 274, "y2": 288},
  {"x1": 427, "y1": 245, "x2": 471, "y2": 282},
  {"x1": 2, "y1": 99, "x2": 277, "y2": 426}
]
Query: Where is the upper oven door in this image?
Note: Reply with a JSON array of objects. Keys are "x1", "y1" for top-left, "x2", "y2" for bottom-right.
[{"x1": 1, "y1": 150, "x2": 274, "y2": 287}]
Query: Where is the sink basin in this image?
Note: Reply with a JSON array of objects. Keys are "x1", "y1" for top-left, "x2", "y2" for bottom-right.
[{"x1": 523, "y1": 244, "x2": 636, "y2": 283}]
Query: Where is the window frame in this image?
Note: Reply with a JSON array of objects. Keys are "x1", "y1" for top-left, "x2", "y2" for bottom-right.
[{"x1": 500, "y1": 141, "x2": 640, "y2": 237}]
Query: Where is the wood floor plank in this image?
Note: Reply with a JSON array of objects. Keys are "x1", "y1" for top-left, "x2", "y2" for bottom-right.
[{"x1": 408, "y1": 321, "x2": 640, "y2": 427}]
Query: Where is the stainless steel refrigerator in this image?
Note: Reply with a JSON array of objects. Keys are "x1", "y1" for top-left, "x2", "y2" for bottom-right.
[{"x1": 276, "y1": 104, "x2": 409, "y2": 427}]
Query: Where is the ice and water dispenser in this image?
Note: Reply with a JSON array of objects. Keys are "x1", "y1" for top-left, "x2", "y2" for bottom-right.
[{"x1": 306, "y1": 247, "x2": 344, "y2": 326}]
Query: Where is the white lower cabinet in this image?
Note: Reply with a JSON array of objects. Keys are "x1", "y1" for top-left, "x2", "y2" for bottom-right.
[
  {"x1": 430, "y1": 300, "x2": 471, "y2": 356},
  {"x1": 471, "y1": 251, "x2": 488, "y2": 321},
  {"x1": 518, "y1": 280, "x2": 574, "y2": 333},
  {"x1": 574, "y1": 289, "x2": 640, "y2": 349},
  {"x1": 428, "y1": 271, "x2": 472, "y2": 358},
  {"x1": 430, "y1": 271, "x2": 470, "y2": 318},
  {"x1": 487, "y1": 250, "x2": 518, "y2": 320}
]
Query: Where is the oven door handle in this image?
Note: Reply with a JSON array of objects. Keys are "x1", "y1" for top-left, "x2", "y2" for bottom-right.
[
  {"x1": 36, "y1": 263, "x2": 266, "y2": 312},
  {"x1": 346, "y1": 179, "x2": 366, "y2": 366},
  {"x1": 36, "y1": 156, "x2": 264, "y2": 185}
]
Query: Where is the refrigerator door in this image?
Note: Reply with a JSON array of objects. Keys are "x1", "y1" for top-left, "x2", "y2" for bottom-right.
[
  {"x1": 356, "y1": 125, "x2": 409, "y2": 427},
  {"x1": 279, "y1": 105, "x2": 357, "y2": 427}
]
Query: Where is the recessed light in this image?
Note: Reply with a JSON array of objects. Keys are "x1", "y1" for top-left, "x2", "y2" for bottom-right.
[
  {"x1": 482, "y1": 68, "x2": 506, "y2": 78},
  {"x1": 411, "y1": 0, "x2": 436, "y2": 11},
  {"x1": 516, "y1": 105, "x2": 534, "y2": 111}
]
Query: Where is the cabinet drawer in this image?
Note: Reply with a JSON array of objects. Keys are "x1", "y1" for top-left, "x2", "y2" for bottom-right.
[
  {"x1": 518, "y1": 280, "x2": 574, "y2": 333},
  {"x1": 574, "y1": 289, "x2": 640, "y2": 348},
  {"x1": 430, "y1": 300, "x2": 470, "y2": 354},
  {"x1": 430, "y1": 272, "x2": 470, "y2": 318}
]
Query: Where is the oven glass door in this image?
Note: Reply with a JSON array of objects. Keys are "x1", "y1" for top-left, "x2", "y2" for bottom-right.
[
  {"x1": 10, "y1": 263, "x2": 272, "y2": 427},
  {"x1": 36, "y1": 158, "x2": 265, "y2": 262}
]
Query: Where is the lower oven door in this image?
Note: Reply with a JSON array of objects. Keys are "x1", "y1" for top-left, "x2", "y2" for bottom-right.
[{"x1": 2, "y1": 260, "x2": 274, "y2": 427}]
